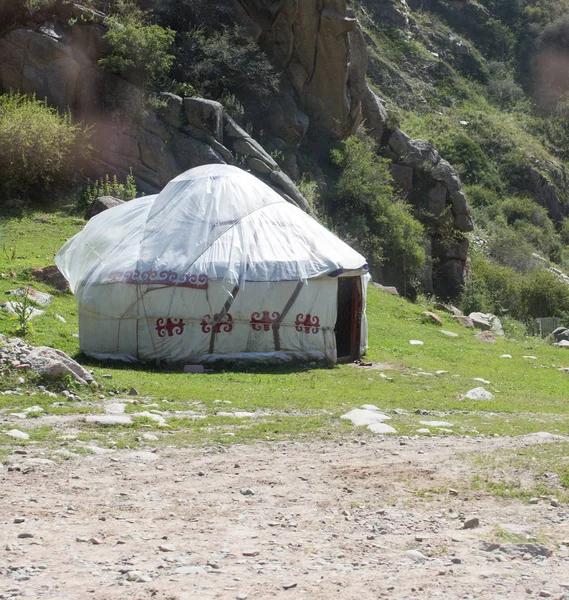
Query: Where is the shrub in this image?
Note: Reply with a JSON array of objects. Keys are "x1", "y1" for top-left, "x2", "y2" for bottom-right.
[
  {"x1": 330, "y1": 136, "x2": 425, "y2": 289},
  {"x1": 519, "y1": 269, "x2": 569, "y2": 320},
  {"x1": 99, "y1": 21, "x2": 175, "y2": 90},
  {"x1": 486, "y1": 61, "x2": 528, "y2": 110},
  {"x1": 487, "y1": 228, "x2": 535, "y2": 272},
  {"x1": 0, "y1": 92, "x2": 91, "y2": 205},
  {"x1": 78, "y1": 171, "x2": 137, "y2": 211},
  {"x1": 175, "y1": 26, "x2": 280, "y2": 105},
  {"x1": 154, "y1": 0, "x2": 234, "y2": 31}
]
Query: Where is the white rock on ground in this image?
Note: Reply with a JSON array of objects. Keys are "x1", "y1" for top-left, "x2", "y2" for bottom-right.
[
  {"x1": 134, "y1": 411, "x2": 168, "y2": 427},
  {"x1": 472, "y1": 377, "x2": 491, "y2": 384},
  {"x1": 84, "y1": 415, "x2": 133, "y2": 426},
  {"x1": 409, "y1": 340, "x2": 424, "y2": 345},
  {"x1": 5, "y1": 429, "x2": 30, "y2": 440},
  {"x1": 341, "y1": 408, "x2": 391, "y2": 426},
  {"x1": 500, "y1": 354, "x2": 512, "y2": 359},
  {"x1": 464, "y1": 387, "x2": 495, "y2": 401},
  {"x1": 341, "y1": 407, "x2": 396, "y2": 434},
  {"x1": 3, "y1": 301, "x2": 44, "y2": 320},
  {"x1": 104, "y1": 403, "x2": 126, "y2": 415},
  {"x1": 419, "y1": 421, "x2": 453, "y2": 427},
  {"x1": 26, "y1": 346, "x2": 94, "y2": 385},
  {"x1": 368, "y1": 422, "x2": 397, "y2": 434},
  {"x1": 440, "y1": 330, "x2": 458, "y2": 337}
]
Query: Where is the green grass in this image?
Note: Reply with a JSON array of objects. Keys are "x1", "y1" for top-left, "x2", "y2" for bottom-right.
[
  {"x1": 2, "y1": 209, "x2": 569, "y2": 449},
  {"x1": 470, "y1": 442, "x2": 569, "y2": 503}
]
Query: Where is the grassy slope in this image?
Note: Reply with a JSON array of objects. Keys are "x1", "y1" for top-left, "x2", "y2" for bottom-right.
[
  {"x1": 1, "y1": 209, "x2": 569, "y2": 445},
  {"x1": 2, "y1": 209, "x2": 569, "y2": 501}
]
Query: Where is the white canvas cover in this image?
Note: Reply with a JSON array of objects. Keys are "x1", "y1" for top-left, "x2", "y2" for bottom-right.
[{"x1": 56, "y1": 164, "x2": 369, "y2": 363}]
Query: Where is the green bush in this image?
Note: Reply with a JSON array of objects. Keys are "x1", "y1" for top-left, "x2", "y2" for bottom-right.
[
  {"x1": 462, "y1": 253, "x2": 569, "y2": 322},
  {"x1": 0, "y1": 92, "x2": 91, "y2": 205},
  {"x1": 486, "y1": 61, "x2": 528, "y2": 110},
  {"x1": 78, "y1": 172, "x2": 137, "y2": 211},
  {"x1": 175, "y1": 26, "x2": 280, "y2": 105},
  {"x1": 330, "y1": 136, "x2": 425, "y2": 289},
  {"x1": 519, "y1": 269, "x2": 569, "y2": 320},
  {"x1": 155, "y1": 0, "x2": 233, "y2": 31},
  {"x1": 462, "y1": 254, "x2": 523, "y2": 316},
  {"x1": 487, "y1": 228, "x2": 535, "y2": 272},
  {"x1": 99, "y1": 21, "x2": 175, "y2": 89}
]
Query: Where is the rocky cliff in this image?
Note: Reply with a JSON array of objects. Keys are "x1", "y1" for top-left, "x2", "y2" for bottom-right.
[{"x1": 0, "y1": 0, "x2": 473, "y2": 298}]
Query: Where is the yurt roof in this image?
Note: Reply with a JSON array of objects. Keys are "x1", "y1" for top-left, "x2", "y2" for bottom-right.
[{"x1": 57, "y1": 165, "x2": 368, "y2": 295}]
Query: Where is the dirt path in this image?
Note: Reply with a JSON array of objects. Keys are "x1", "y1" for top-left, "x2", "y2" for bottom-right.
[{"x1": 2, "y1": 435, "x2": 569, "y2": 600}]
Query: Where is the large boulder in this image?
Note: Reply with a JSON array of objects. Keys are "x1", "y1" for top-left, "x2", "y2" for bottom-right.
[
  {"x1": 31, "y1": 265, "x2": 69, "y2": 292},
  {"x1": 85, "y1": 196, "x2": 125, "y2": 220},
  {"x1": 26, "y1": 346, "x2": 94, "y2": 385}
]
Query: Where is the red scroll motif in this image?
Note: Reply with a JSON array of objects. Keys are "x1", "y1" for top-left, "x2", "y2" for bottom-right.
[
  {"x1": 107, "y1": 270, "x2": 208, "y2": 289},
  {"x1": 295, "y1": 313, "x2": 320, "y2": 334},
  {"x1": 156, "y1": 318, "x2": 185, "y2": 338},
  {"x1": 250, "y1": 311, "x2": 281, "y2": 332},
  {"x1": 200, "y1": 313, "x2": 233, "y2": 334}
]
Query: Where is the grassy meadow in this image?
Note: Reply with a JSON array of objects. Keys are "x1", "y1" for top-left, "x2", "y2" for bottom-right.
[{"x1": 1, "y1": 208, "x2": 569, "y2": 452}]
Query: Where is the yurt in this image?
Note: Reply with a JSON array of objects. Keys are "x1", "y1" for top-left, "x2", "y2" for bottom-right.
[{"x1": 56, "y1": 165, "x2": 370, "y2": 364}]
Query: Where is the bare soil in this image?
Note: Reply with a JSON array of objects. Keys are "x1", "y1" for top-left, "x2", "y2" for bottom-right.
[{"x1": 2, "y1": 434, "x2": 569, "y2": 600}]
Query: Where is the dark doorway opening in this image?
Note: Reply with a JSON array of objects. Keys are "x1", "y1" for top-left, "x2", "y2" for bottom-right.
[{"x1": 335, "y1": 277, "x2": 362, "y2": 362}]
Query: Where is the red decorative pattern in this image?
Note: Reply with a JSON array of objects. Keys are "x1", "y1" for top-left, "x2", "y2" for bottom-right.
[
  {"x1": 295, "y1": 313, "x2": 320, "y2": 334},
  {"x1": 250, "y1": 311, "x2": 281, "y2": 332},
  {"x1": 200, "y1": 313, "x2": 233, "y2": 334},
  {"x1": 107, "y1": 270, "x2": 208, "y2": 289},
  {"x1": 156, "y1": 318, "x2": 185, "y2": 338}
]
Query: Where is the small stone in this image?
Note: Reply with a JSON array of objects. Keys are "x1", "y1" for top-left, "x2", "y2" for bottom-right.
[
  {"x1": 451, "y1": 557, "x2": 462, "y2": 564},
  {"x1": 128, "y1": 387, "x2": 139, "y2": 396},
  {"x1": 463, "y1": 517, "x2": 480, "y2": 529},
  {"x1": 174, "y1": 566, "x2": 207, "y2": 575},
  {"x1": 90, "y1": 537, "x2": 103, "y2": 545},
  {"x1": 529, "y1": 497, "x2": 540, "y2": 504},
  {"x1": 405, "y1": 549, "x2": 428, "y2": 562},
  {"x1": 84, "y1": 415, "x2": 132, "y2": 426},
  {"x1": 126, "y1": 570, "x2": 151, "y2": 582},
  {"x1": 538, "y1": 591, "x2": 552, "y2": 598},
  {"x1": 448, "y1": 488, "x2": 458, "y2": 496},
  {"x1": 409, "y1": 340, "x2": 424, "y2": 345},
  {"x1": 14, "y1": 517, "x2": 26, "y2": 523},
  {"x1": 18, "y1": 533, "x2": 34, "y2": 539},
  {"x1": 283, "y1": 582, "x2": 297, "y2": 590},
  {"x1": 440, "y1": 330, "x2": 458, "y2": 337},
  {"x1": 550, "y1": 498, "x2": 559, "y2": 507},
  {"x1": 76, "y1": 537, "x2": 90, "y2": 543},
  {"x1": 142, "y1": 433, "x2": 158, "y2": 441},
  {"x1": 198, "y1": 470, "x2": 205, "y2": 476},
  {"x1": 242, "y1": 549, "x2": 260, "y2": 557},
  {"x1": 240, "y1": 488, "x2": 254, "y2": 496},
  {"x1": 236, "y1": 595, "x2": 248, "y2": 600},
  {"x1": 159, "y1": 544, "x2": 176, "y2": 552},
  {"x1": 500, "y1": 354, "x2": 512, "y2": 359},
  {"x1": 421, "y1": 311, "x2": 442, "y2": 326},
  {"x1": 464, "y1": 387, "x2": 494, "y2": 401},
  {"x1": 5, "y1": 429, "x2": 30, "y2": 440}
]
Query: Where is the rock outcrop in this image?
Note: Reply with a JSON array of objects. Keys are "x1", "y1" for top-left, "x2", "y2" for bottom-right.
[
  {"x1": 0, "y1": 15, "x2": 310, "y2": 210},
  {"x1": 0, "y1": 0, "x2": 474, "y2": 297},
  {"x1": 237, "y1": 0, "x2": 472, "y2": 297}
]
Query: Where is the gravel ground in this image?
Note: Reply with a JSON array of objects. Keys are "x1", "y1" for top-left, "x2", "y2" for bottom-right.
[{"x1": 1, "y1": 434, "x2": 569, "y2": 600}]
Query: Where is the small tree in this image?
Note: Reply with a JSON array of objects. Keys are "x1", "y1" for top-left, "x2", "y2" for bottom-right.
[
  {"x1": 99, "y1": 21, "x2": 175, "y2": 90},
  {"x1": 330, "y1": 136, "x2": 425, "y2": 289},
  {"x1": 0, "y1": 92, "x2": 91, "y2": 205}
]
